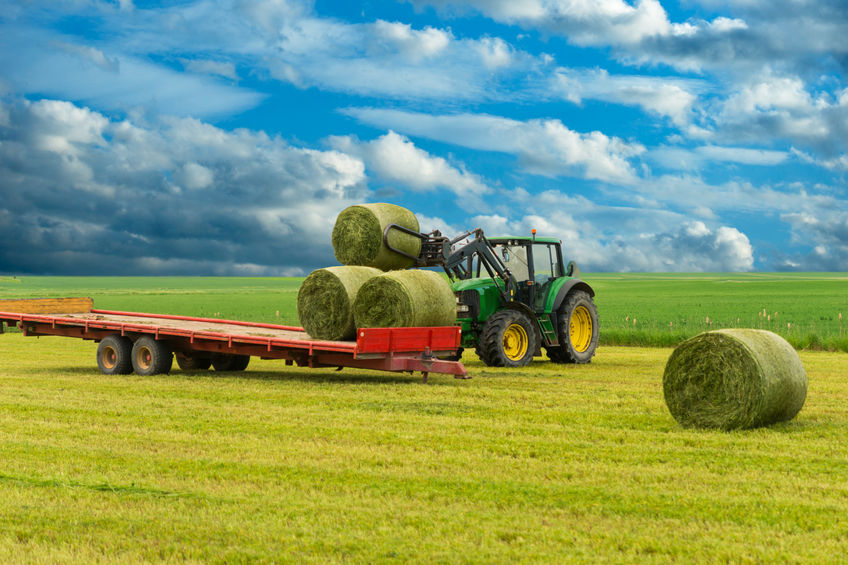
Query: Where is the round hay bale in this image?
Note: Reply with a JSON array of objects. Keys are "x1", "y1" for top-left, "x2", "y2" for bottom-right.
[
  {"x1": 353, "y1": 269, "x2": 456, "y2": 329},
  {"x1": 663, "y1": 329, "x2": 807, "y2": 430},
  {"x1": 297, "y1": 266, "x2": 382, "y2": 341},
  {"x1": 332, "y1": 203, "x2": 422, "y2": 271}
]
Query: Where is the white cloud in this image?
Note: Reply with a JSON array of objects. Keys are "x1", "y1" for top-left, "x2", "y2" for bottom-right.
[
  {"x1": 550, "y1": 68, "x2": 703, "y2": 125},
  {"x1": 650, "y1": 145, "x2": 789, "y2": 170},
  {"x1": 181, "y1": 58, "x2": 239, "y2": 81},
  {"x1": 0, "y1": 98, "x2": 367, "y2": 275},
  {"x1": 344, "y1": 108, "x2": 644, "y2": 183},
  {"x1": 329, "y1": 131, "x2": 490, "y2": 209},
  {"x1": 416, "y1": 0, "x2": 674, "y2": 46},
  {"x1": 0, "y1": 25, "x2": 265, "y2": 118}
]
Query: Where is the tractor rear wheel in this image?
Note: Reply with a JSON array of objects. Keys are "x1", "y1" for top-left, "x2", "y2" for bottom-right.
[
  {"x1": 131, "y1": 336, "x2": 173, "y2": 376},
  {"x1": 547, "y1": 290, "x2": 598, "y2": 364},
  {"x1": 476, "y1": 310, "x2": 538, "y2": 367},
  {"x1": 97, "y1": 335, "x2": 133, "y2": 375}
]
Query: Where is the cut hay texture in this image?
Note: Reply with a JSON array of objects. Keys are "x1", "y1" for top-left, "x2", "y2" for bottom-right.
[
  {"x1": 663, "y1": 329, "x2": 807, "y2": 430},
  {"x1": 297, "y1": 266, "x2": 383, "y2": 341},
  {"x1": 354, "y1": 269, "x2": 456, "y2": 329},
  {"x1": 332, "y1": 203, "x2": 422, "y2": 271}
]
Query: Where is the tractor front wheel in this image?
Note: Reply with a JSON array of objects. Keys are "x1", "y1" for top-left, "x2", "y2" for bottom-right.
[
  {"x1": 547, "y1": 290, "x2": 599, "y2": 364},
  {"x1": 476, "y1": 310, "x2": 538, "y2": 367}
]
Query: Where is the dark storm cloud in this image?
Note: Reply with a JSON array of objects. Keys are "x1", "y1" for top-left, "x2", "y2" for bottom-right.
[{"x1": 0, "y1": 98, "x2": 367, "y2": 275}]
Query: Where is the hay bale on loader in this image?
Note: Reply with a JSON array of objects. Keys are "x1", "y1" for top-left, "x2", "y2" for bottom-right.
[
  {"x1": 332, "y1": 203, "x2": 421, "y2": 271},
  {"x1": 663, "y1": 329, "x2": 807, "y2": 430},
  {"x1": 297, "y1": 266, "x2": 382, "y2": 341},
  {"x1": 354, "y1": 269, "x2": 456, "y2": 329}
]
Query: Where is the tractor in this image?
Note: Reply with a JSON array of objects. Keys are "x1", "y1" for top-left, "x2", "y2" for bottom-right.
[{"x1": 384, "y1": 226, "x2": 599, "y2": 367}]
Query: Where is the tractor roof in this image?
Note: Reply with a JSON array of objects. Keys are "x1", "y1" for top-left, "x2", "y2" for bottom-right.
[{"x1": 488, "y1": 235, "x2": 561, "y2": 245}]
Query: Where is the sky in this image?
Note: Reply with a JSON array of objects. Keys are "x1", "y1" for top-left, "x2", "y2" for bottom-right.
[{"x1": 0, "y1": 0, "x2": 847, "y2": 275}]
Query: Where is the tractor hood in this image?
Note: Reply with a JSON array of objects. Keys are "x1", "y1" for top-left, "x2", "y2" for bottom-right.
[{"x1": 450, "y1": 277, "x2": 504, "y2": 293}]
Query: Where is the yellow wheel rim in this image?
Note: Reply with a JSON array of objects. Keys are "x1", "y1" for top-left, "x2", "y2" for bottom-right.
[
  {"x1": 503, "y1": 323, "x2": 529, "y2": 361},
  {"x1": 569, "y1": 305, "x2": 593, "y2": 353}
]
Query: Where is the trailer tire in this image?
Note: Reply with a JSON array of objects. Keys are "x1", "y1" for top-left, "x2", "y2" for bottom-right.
[
  {"x1": 211, "y1": 353, "x2": 250, "y2": 372},
  {"x1": 476, "y1": 310, "x2": 537, "y2": 368},
  {"x1": 131, "y1": 336, "x2": 173, "y2": 376},
  {"x1": 97, "y1": 335, "x2": 133, "y2": 375},
  {"x1": 176, "y1": 353, "x2": 212, "y2": 371}
]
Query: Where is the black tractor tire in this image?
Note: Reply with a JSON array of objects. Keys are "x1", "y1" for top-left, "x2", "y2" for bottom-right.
[
  {"x1": 96, "y1": 335, "x2": 134, "y2": 375},
  {"x1": 476, "y1": 310, "x2": 538, "y2": 368},
  {"x1": 176, "y1": 353, "x2": 212, "y2": 371},
  {"x1": 131, "y1": 336, "x2": 173, "y2": 376},
  {"x1": 211, "y1": 353, "x2": 250, "y2": 372},
  {"x1": 546, "y1": 290, "x2": 599, "y2": 364}
]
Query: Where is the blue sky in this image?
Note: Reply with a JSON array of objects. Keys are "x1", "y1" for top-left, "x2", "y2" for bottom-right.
[{"x1": 1, "y1": 0, "x2": 846, "y2": 275}]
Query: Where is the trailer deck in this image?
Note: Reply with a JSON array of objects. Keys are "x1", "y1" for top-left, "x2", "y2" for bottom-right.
[{"x1": 0, "y1": 301, "x2": 468, "y2": 381}]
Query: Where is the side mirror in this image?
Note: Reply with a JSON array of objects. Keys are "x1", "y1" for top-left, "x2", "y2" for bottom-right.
[
  {"x1": 566, "y1": 261, "x2": 580, "y2": 277},
  {"x1": 501, "y1": 249, "x2": 510, "y2": 262}
]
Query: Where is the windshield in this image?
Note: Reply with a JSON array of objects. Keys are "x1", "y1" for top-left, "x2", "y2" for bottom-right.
[{"x1": 496, "y1": 244, "x2": 530, "y2": 281}]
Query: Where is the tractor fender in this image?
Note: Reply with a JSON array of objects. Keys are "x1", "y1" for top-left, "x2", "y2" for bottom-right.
[
  {"x1": 501, "y1": 301, "x2": 544, "y2": 356},
  {"x1": 550, "y1": 278, "x2": 595, "y2": 314}
]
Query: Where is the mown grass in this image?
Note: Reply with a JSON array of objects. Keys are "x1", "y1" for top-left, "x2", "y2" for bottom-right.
[{"x1": 1, "y1": 334, "x2": 848, "y2": 562}]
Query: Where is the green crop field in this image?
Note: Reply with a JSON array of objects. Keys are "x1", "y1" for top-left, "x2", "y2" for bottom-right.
[
  {"x1": 2, "y1": 273, "x2": 847, "y2": 350},
  {"x1": 2, "y1": 275, "x2": 848, "y2": 562}
]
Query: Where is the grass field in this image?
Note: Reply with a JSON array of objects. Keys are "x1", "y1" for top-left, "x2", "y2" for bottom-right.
[
  {"x1": 1, "y1": 275, "x2": 848, "y2": 561},
  {"x1": 2, "y1": 333, "x2": 848, "y2": 563},
  {"x1": 2, "y1": 273, "x2": 847, "y2": 350}
]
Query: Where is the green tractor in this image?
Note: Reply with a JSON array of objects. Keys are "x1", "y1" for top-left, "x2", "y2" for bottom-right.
[{"x1": 385, "y1": 226, "x2": 599, "y2": 367}]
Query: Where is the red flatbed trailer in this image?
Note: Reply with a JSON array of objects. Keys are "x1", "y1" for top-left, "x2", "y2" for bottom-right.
[{"x1": 0, "y1": 299, "x2": 468, "y2": 382}]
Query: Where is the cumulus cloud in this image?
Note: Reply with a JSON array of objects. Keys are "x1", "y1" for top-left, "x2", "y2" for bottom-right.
[
  {"x1": 778, "y1": 209, "x2": 848, "y2": 271},
  {"x1": 0, "y1": 98, "x2": 367, "y2": 275},
  {"x1": 328, "y1": 131, "x2": 491, "y2": 210},
  {"x1": 344, "y1": 108, "x2": 644, "y2": 184},
  {"x1": 466, "y1": 208, "x2": 754, "y2": 272}
]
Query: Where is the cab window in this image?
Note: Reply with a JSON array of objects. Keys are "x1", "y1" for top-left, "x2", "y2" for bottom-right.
[{"x1": 532, "y1": 243, "x2": 561, "y2": 283}]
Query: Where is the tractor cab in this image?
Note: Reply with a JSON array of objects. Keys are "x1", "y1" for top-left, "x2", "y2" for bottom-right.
[{"x1": 487, "y1": 235, "x2": 567, "y2": 312}]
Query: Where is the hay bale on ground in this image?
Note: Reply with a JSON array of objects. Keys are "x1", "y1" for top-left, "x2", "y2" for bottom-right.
[
  {"x1": 332, "y1": 203, "x2": 421, "y2": 271},
  {"x1": 663, "y1": 329, "x2": 807, "y2": 430},
  {"x1": 353, "y1": 270, "x2": 456, "y2": 329},
  {"x1": 297, "y1": 266, "x2": 382, "y2": 341}
]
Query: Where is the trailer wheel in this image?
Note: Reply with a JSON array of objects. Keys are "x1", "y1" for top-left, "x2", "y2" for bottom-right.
[
  {"x1": 176, "y1": 353, "x2": 212, "y2": 371},
  {"x1": 476, "y1": 310, "x2": 537, "y2": 368},
  {"x1": 211, "y1": 353, "x2": 250, "y2": 372},
  {"x1": 131, "y1": 336, "x2": 173, "y2": 376},
  {"x1": 97, "y1": 335, "x2": 133, "y2": 375}
]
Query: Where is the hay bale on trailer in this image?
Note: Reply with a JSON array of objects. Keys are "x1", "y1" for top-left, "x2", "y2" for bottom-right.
[
  {"x1": 297, "y1": 266, "x2": 382, "y2": 341},
  {"x1": 354, "y1": 269, "x2": 456, "y2": 329},
  {"x1": 663, "y1": 329, "x2": 807, "y2": 430},
  {"x1": 332, "y1": 203, "x2": 422, "y2": 271}
]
